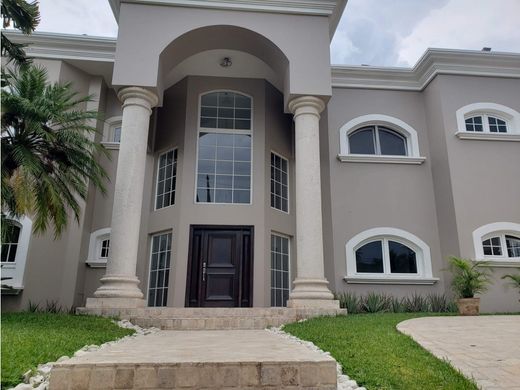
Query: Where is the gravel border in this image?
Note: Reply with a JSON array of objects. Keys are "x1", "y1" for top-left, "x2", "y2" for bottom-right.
[
  {"x1": 267, "y1": 323, "x2": 366, "y2": 390},
  {"x1": 9, "y1": 320, "x2": 158, "y2": 390}
]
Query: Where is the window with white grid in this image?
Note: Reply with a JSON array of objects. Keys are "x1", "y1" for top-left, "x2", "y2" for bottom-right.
[
  {"x1": 1, "y1": 222, "x2": 21, "y2": 263},
  {"x1": 271, "y1": 234, "x2": 290, "y2": 307},
  {"x1": 148, "y1": 233, "x2": 172, "y2": 307},
  {"x1": 156, "y1": 149, "x2": 177, "y2": 209},
  {"x1": 100, "y1": 239, "x2": 110, "y2": 259},
  {"x1": 270, "y1": 153, "x2": 289, "y2": 213}
]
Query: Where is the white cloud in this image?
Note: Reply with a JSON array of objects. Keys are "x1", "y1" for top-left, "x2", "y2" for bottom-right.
[
  {"x1": 398, "y1": 0, "x2": 520, "y2": 66},
  {"x1": 330, "y1": 28, "x2": 360, "y2": 64}
]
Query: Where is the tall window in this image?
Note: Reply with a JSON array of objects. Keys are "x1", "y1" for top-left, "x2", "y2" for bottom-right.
[
  {"x1": 156, "y1": 149, "x2": 178, "y2": 209},
  {"x1": 349, "y1": 126, "x2": 407, "y2": 156},
  {"x1": 196, "y1": 91, "x2": 252, "y2": 204},
  {"x1": 1, "y1": 222, "x2": 21, "y2": 263},
  {"x1": 270, "y1": 153, "x2": 289, "y2": 213},
  {"x1": 148, "y1": 233, "x2": 172, "y2": 307},
  {"x1": 271, "y1": 234, "x2": 290, "y2": 307},
  {"x1": 100, "y1": 239, "x2": 110, "y2": 259}
]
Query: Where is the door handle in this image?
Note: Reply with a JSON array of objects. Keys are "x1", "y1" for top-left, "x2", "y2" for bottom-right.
[{"x1": 202, "y1": 261, "x2": 207, "y2": 282}]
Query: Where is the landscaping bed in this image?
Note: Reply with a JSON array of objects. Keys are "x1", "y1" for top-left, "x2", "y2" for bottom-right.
[
  {"x1": 284, "y1": 313, "x2": 478, "y2": 390},
  {"x1": 1, "y1": 312, "x2": 134, "y2": 388}
]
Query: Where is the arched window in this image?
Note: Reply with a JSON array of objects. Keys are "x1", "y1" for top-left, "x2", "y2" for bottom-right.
[
  {"x1": 1, "y1": 216, "x2": 32, "y2": 290},
  {"x1": 473, "y1": 222, "x2": 520, "y2": 264},
  {"x1": 345, "y1": 227, "x2": 437, "y2": 284},
  {"x1": 86, "y1": 228, "x2": 111, "y2": 267},
  {"x1": 196, "y1": 91, "x2": 252, "y2": 204},
  {"x1": 456, "y1": 103, "x2": 520, "y2": 141},
  {"x1": 338, "y1": 114, "x2": 425, "y2": 164}
]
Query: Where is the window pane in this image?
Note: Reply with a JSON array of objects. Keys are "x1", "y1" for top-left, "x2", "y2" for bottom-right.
[
  {"x1": 155, "y1": 149, "x2": 177, "y2": 209},
  {"x1": 389, "y1": 241, "x2": 417, "y2": 273},
  {"x1": 378, "y1": 128, "x2": 407, "y2": 156},
  {"x1": 488, "y1": 117, "x2": 508, "y2": 133},
  {"x1": 349, "y1": 127, "x2": 375, "y2": 154},
  {"x1": 148, "y1": 233, "x2": 172, "y2": 307},
  {"x1": 270, "y1": 152, "x2": 289, "y2": 212},
  {"x1": 465, "y1": 116, "x2": 483, "y2": 132},
  {"x1": 482, "y1": 236, "x2": 502, "y2": 256},
  {"x1": 113, "y1": 126, "x2": 122, "y2": 143},
  {"x1": 355, "y1": 241, "x2": 383, "y2": 273},
  {"x1": 506, "y1": 235, "x2": 520, "y2": 258},
  {"x1": 271, "y1": 235, "x2": 290, "y2": 307}
]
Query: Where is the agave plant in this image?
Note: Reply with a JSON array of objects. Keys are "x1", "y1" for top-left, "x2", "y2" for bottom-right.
[
  {"x1": 501, "y1": 273, "x2": 520, "y2": 296},
  {"x1": 448, "y1": 256, "x2": 493, "y2": 298}
]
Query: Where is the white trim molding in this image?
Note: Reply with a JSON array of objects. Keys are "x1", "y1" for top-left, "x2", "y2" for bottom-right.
[
  {"x1": 1, "y1": 216, "x2": 33, "y2": 291},
  {"x1": 338, "y1": 114, "x2": 426, "y2": 164},
  {"x1": 455, "y1": 103, "x2": 520, "y2": 141},
  {"x1": 345, "y1": 227, "x2": 437, "y2": 284},
  {"x1": 472, "y1": 222, "x2": 520, "y2": 267},
  {"x1": 86, "y1": 228, "x2": 111, "y2": 268}
]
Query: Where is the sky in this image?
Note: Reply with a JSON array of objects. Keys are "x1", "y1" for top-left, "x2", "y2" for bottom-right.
[{"x1": 34, "y1": 0, "x2": 520, "y2": 67}]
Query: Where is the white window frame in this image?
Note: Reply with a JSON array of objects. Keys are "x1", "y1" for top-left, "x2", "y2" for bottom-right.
[
  {"x1": 455, "y1": 103, "x2": 520, "y2": 141},
  {"x1": 270, "y1": 233, "x2": 291, "y2": 307},
  {"x1": 472, "y1": 222, "x2": 520, "y2": 267},
  {"x1": 344, "y1": 227, "x2": 437, "y2": 284},
  {"x1": 338, "y1": 114, "x2": 426, "y2": 164},
  {"x1": 1, "y1": 216, "x2": 32, "y2": 291},
  {"x1": 270, "y1": 151, "x2": 289, "y2": 214},
  {"x1": 154, "y1": 147, "x2": 178, "y2": 210},
  {"x1": 86, "y1": 228, "x2": 111, "y2": 268},
  {"x1": 194, "y1": 90, "x2": 254, "y2": 205},
  {"x1": 102, "y1": 116, "x2": 123, "y2": 149},
  {"x1": 147, "y1": 231, "x2": 173, "y2": 307}
]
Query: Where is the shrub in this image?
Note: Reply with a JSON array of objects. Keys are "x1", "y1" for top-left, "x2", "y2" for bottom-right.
[
  {"x1": 361, "y1": 292, "x2": 389, "y2": 313},
  {"x1": 501, "y1": 273, "x2": 520, "y2": 296},
  {"x1": 336, "y1": 292, "x2": 361, "y2": 314},
  {"x1": 427, "y1": 293, "x2": 456, "y2": 312},
  {"x1": 448, "y1": 257, "x2": 493, "y2": 298},
  {"x1": 403, "y1": 293, "x2": 429, "y2": 312}
]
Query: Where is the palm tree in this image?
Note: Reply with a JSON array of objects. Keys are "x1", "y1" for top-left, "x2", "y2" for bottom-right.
[
  {"x1": 502, "y1": 273, "x2": 520, "y2": 296},
  {"x1": 1, "y1": 0, "x2": 40, "y2": 66},
  {"x1": 1, "y1": 65, "x2": 108, "y2": 238}
]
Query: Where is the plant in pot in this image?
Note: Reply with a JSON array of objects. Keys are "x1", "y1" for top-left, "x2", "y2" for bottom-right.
[
  {"x1": 448, "y1": 256, "x2": 493, "y2": 315},
  {"x1": 502, "y1": 273, "x2": 520, "y2": 302}
]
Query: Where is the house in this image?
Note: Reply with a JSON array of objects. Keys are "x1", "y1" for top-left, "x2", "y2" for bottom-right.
[{"x1": 2, "y1": 0, "x2": 520, "y2": 314}]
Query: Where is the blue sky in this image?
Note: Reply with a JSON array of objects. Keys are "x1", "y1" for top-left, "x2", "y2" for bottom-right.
[{"x1": 36, "y1": 0, "x2": 520, "y2": 67}]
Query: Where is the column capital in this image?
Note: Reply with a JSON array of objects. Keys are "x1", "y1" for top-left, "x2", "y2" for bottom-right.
[
  {"x1": 118, "y1": 86, "x2": 159, "y2": 114},
  {"x1": 288, "y1": 96, "x2": 326, "y2": 119}
]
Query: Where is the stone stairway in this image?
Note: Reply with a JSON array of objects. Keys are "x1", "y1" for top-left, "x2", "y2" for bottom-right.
[{"x1": 77, "y1": 307, "x2": 346, "y2": 330}]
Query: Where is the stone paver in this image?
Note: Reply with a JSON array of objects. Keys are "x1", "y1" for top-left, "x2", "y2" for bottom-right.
[
  {"x1": 49, "y1": 330, "x2": 337, "y2": 389},
  {"x1": 397, "y1": 315, "x2": 520, "y2": 390}
]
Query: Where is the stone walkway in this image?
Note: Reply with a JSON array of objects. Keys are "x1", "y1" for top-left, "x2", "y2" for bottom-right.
[
  {"x1": 49, "y1": 330, "x2": 338, "y2": 389},
  {"x1": 397, "y1": 316, "x2": 520, "y2": 390}
]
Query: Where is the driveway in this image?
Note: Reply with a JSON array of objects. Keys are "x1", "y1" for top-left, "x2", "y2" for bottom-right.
[{"x1": 397, "y1": 316, "x2": 520, "y2": 390}]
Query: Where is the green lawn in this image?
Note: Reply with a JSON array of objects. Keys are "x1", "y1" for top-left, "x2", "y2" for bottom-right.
[
  {"x1": 1, "y1": 313, "x2": 134, "y2": 388},
  {"x1": 284, "y1": 313, "x2": 478, "y2": 390}
]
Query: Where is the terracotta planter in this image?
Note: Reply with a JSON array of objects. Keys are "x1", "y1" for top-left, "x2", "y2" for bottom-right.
[{"x1": 456, "y1": 297, "x2": 480, "y2": 316}]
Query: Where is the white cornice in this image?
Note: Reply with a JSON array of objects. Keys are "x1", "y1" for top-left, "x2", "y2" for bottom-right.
[
  {"x1": 332, "y1": 48, "x2": 520, "y2": 91},
  {"x1": 2, "y1": 30, "x2": 116, "y2": 62},
  {"x1": 109, "y1": 0, "x2": 346, "y2": 38}
]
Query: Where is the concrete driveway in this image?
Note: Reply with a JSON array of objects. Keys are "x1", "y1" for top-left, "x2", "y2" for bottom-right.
[{"x1": 397, "y1": 316, "x2": 520, "y2": 390}]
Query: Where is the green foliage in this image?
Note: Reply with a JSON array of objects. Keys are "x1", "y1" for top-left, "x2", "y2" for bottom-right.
[
  {"x1": 501, "y1": 273, "x2": 520, "y2": 295},
  {"x1": 448, "y1": 257, "x2": 493, "y2": 298},
  {"x1": 1, "y1": 312, "x2": 134, "y2": 387},
  {"x1": 1, "y1": 65, "x2": 108, "y2": 237},
  {"x1": 337, "y1": 291, "x2": 457, "y2": 314},
  {"x1": 1, "y1": 0, "x2": 40, "y2": 66},
  {"x1": 284, "y1": 314, "x2": 477, "y2": 390}
]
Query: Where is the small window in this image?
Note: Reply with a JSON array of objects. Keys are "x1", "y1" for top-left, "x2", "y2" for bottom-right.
[
  {"x1": 482, "y1": 234, "x2": 520, "y2": 259},
  {"x1": 112, "y1": 125, "x2": 122, "y2": 143},
  {"x1": 348, "y1": 126, "x2": 407, "y2": 156},
  {"x1": 464, "y1": 115, "x2": 509, "y2": 133},
  {"x1": 270, "y1": 153, "x2": 289, "y2": 213},
  {"x1": 148, "y1": 232, "x2": 172, "y2": 307},
  {"x1": 355, "y1": 239, "x2": 417, "y2": 275},
  {"x1": 1, "y1": 222, "x2": 21, "y2": 263},
  {"x1": 100, "y1": 239, "x2": 110, "y2": 259},
  {"x1": 156, "y1": 149, "x2": 178, "y2": 209},
  {"x1": 200, "y1": 91, "x2": 251, "y2": 130},
  {"x1": 271, "y1": 234, "x2": 290, "y2": 307}
]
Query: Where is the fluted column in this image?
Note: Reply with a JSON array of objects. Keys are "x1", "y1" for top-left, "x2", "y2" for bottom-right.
[
  {"x1": 87, "y1": 87, "x2": 158, "y2": 308},
  {"x1": 287, "y1": 96, "x2": 338, "y2": 309}
]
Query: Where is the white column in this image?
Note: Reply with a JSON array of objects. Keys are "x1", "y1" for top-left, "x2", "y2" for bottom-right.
[
  {"x1": 87, "y1": 87, "x2": 158, "y2": 308},
  {"x1": 287, "y1": 96, "x2": 338, "y2": 309}
]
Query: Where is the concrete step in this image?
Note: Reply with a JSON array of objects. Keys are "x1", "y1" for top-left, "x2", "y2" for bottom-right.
[
  {"x1": 49, "y1": 330, "x2": 338, "y2": 390},
  {"x1": 130, "y1": 315, "x2": 290, "y2": 330}
]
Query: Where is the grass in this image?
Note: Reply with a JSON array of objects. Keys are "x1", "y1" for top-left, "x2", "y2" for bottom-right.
[
  {"x1": 1, "y1": 313, "x2": 134, "y2": 388},
  {"x1": 284, "y1": 313, "x2": 478, "y2": 390}
]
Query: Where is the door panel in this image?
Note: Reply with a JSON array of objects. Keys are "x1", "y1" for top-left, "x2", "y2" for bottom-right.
[{"x1": 186, "y1": 226, "x2": 253, "y2": 307}]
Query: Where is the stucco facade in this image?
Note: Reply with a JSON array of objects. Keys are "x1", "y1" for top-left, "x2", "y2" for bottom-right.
[{"x1": 2, "y1": 0, "x2": 520, "y2": 313}]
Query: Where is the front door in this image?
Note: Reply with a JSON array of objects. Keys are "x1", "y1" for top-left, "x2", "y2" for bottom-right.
[{"x1": 186, "y1": 226, "x2": 253, "y2": 307}]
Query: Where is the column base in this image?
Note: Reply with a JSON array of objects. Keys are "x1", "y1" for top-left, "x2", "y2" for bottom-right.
[
  {"x1": 93, "y1": 275, "x2": 144, "y2": 299},
  {"x1": 287, "y1": 277, "x2": 339, "y2": 309},
  {"x1": 85, "y1": 297, "x2": 146, "y2": 309}
]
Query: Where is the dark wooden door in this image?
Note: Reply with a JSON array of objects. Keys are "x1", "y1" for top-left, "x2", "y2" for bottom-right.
[{"x1": 186, "y1": 226, "x2": 253, "y2": 307}]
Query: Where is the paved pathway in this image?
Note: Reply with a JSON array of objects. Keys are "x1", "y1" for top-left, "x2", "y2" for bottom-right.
[{"x1": 397, "y1": 316, "x2": 520, "y2": 390}]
